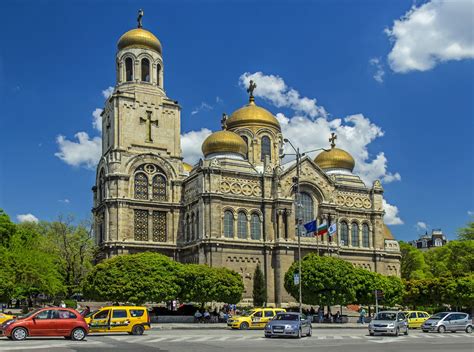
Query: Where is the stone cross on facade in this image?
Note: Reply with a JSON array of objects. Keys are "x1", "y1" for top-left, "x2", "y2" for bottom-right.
[
  {"x1": 329, "y1": 132, "x2": 337, "y2": 148},
  {"x1": 140, "y1": 111, "x2": 158, "y2": 142}
]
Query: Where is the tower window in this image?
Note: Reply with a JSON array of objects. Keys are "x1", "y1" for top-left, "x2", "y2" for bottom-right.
[
  {"x1": 134, "y1": 209, "x2": 149, "y2": 241},
  {"x1": 300, "y1": 192, "x2": 313, "y2": 235},
  {"x1": 241, "y1": 136, "x2": 249, "y2": 159},
  {"x1": 125, "y1": 57, "x2": 133, "y2": 81},
  {"x1": 237, "y1": 212, "x2": 247, "y2": 239},
  {"x1": 157, "y1": 63, "x2": 161, "y2": 86},
  {"x1": 152, "y1": 211, "x2": 167, "y2": 242},
  {"x1": 152, "y1": 174, "x2": 166, "y2": 201},
  {"x1": 261, "y1": 136, "x2": 271, "y2": 161},
  {"x1": 351, "y1": 222, "x2": 359, "y2": 247},
  {"x1": 362, "y1": 223, "x2": 369, "y2": 247},
  {"x1": 134, "y1": 172, "x2": 148, "y2": 200},
  {"x1": 141, "y1": 58, "x2": 150, "y2": 82},
  {"x1": 251, "y1": 213, "x2": 261, "y2": 240},
  {"x1": 340, "y1": 221, "x2": 348, "y2": 246},
  {"x1": 224, "y1": 211, "x2": 234, "y2": 238}
]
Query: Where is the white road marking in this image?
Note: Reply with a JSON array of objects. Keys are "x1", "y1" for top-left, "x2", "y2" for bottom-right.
[{"x1": 147, "y1": 337, "x2": 167, "y2": 343}]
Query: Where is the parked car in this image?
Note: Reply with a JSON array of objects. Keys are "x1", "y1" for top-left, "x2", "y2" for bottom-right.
[
  {"x1": 403, "y1": 310, "x2": 430, "y2": 329},
  {"x1": 227, "y1": 308, "x2": 286, "y2": 330},
  {"x1": 264, "y1": 312, "x2": 312, "y2": 338},
  {"x1": 421, "y1": 312, "x2": 473, "y2": 333},
  {"x1": 368, "y1": 311, "x2": 408, "y2": 336},
  {"x1": 0, "y1": 313, "x2": 15, "y2": 324},
  {"x1": 84, "y1": 306, "x2": 150, "y2": 335},
  {"x1": 0, "y1": 307, "x2": 88, "y2": 341}
]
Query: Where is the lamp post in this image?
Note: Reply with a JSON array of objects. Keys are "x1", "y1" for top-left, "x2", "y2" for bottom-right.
[{"x1": 282, "y1": 138, "x2": 329, "y2": 315}]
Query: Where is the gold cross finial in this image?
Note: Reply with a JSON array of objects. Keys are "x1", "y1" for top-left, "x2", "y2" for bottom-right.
[
  {"x1": 247, "y1": 80, "x2": 257, "y2": 103},
  {"x1": 137, "y1": 9, "x2": 144, "y2": 28},
  {"x1": 329, "y1": 132, "x2": 337, "y2": 148}
]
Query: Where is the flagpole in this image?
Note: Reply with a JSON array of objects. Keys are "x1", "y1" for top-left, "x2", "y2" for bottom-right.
[{"x1": 316, "y1": 218, "x2": 319, "y2": 256}]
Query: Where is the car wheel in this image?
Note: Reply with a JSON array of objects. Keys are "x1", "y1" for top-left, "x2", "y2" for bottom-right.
[
  {"x1": 239, "y1": 322, "x2": 249, "y2": 330},
  {"x1": 369, "y1": 332, "x2": 374, "y2": 336},
  {"x1": 307, "y1": 327, "x2": 312, "y2": 337},
  {"x1": 394, "y1": 328, "x2": 399, "y2": 337},
  {"x1": 466, "y1": 326, "x2": 472, "y2": 333},
  {"x1": 438, "y1": 325, "x2": 446, "y2": 333},
  {"x1": 71, "y1": 328, "x2": 86, "y2": 341},
  {"x1": 422, "y1": 330, "x2": 428, "y2": 333},
  {"x1": 132, "y1": 324, "x2": 145, "y2": 335},
  {"x1": 11, "y1": 327, "x2": 28, "y2": 341}
]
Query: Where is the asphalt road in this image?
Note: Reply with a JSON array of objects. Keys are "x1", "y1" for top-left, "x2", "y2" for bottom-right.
[{"x1": 0, "y1": 328, "x2": 472, "y2": 352}]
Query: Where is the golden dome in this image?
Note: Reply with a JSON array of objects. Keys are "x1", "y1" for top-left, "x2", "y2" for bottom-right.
[
  {"x1": 117, "y1": 28, "x2": 162, "y2": 54},
  {"x1": 202, "y1": 130, "x2": 248, "y2": 158},
  {"x1": 314, "y1": 147, "x2": 355, "y2": 171},
  {"x1": 183, "y1": 162, "x2": 193, "y2": 172},
  {"x1": 226, "y1": 99, "x2": 280, "y2": 131},
  {"x1": 383, "y1": 224, "x2": 394, "y2": 240}
]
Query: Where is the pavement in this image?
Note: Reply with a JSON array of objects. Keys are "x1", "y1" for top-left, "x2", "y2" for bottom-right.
[
  {"x1": 0, "y1": 328, "x2": 472, "y2": 352},
  {"x1": 153, "y1": 322, "x2": 366, "y2": 329}
]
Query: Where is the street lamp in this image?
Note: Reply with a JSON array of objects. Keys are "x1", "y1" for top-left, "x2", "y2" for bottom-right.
[{"x1": 282, "y1": 138, "x2": 329, "y2": 315}]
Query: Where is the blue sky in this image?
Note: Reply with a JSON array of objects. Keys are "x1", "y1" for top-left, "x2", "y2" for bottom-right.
[{"x1": 0, "y1": 0, "x2": 472, "y2": 241}]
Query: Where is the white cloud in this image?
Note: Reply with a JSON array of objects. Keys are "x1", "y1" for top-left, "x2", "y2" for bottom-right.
[
  {"x1": 191, "y1": 102, "x2": 213, "y2": 116},
  {"x1": 92, "y1": 108, "x2": 103, "y2": 132},
  {"x1": 383, "y1": 199, "x2": 404, "y2": 225},
  {"x1": 58, "y1": 199, "x2": 70, "y2": 204},
  {"x1": 181, "y1": 128, "x2": 212, "y2": 163},
  {"x1": 369, "y1": 57, "x2": 385, "y2": 83},
  {"x1": 55, "y1": 132, "x2": 102, "y2": 169},
  {"x1": 102, "y1": 86, "x2": 114, "y2": 99},
  {"x1": 468, "y1": 210, "x2": 474, "y2": 216},
  {"x1": 416, "y1": 221, "x2": 428, "y2": 231},
  {"x1": 216, "y1": 96, "x2": 223, "y2": 104},
  {"x1": 17, "y1": 213, "x2": 39, "y2": 223},
  {"x1": 239, "y1": 72, "x2": 327, "y2": 118},
  {"x1": 385, "y1": 0, "x2": 474, "y2": 73}
]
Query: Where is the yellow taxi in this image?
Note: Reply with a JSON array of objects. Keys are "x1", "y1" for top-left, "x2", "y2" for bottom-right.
[
  {"x1": 404, "y1": 311, "x2": 431, "y2": 328},
  {"x1": 85, "y1": 306, "x2": 150, "y2": 335},
  {"x1": 227, "y1": 308, "x2": 286, "y2": 330},
  {"x1": 0, "y1": 313, "x2": 15, "y2": 324}
]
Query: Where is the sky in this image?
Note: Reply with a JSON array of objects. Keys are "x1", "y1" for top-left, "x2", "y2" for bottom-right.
[{"x1": 0, "y1": 0, "x2": 473, "y2": 242}]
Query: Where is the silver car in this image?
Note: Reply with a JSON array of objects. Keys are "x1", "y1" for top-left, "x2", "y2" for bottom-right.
[
  {"x1": 421, "y1": 312, "x2": 473, "y2": 333},
  {"x1": 264, "y1": 312, "x2": 312, "y2": 338},
  {"x1": 368, "y1": 311, "x2": 408, "y2": 336}
]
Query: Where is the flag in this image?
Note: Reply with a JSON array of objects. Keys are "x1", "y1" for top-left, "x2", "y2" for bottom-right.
[
  {"x1": 303, "y1": 220, "x2": 317, "y2": 234},
  {"x1": 317, "y1": 222, "x2": 328, "y2": 236},
  {"x1": 328, "y1": 223, "x2": 337, "y2": 235}
]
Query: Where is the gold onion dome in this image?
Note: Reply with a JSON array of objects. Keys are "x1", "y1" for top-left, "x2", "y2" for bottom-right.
[
  {"x1": 117, "y1": 28, "x2": 162, "y2": 54},
  {"x1": 226, "y1": 98, "x2": 280, "y2": 131},
  {"x1": 201, "y1": 130, "x2": 248, "y2": 158},
  {"x1": 314, "y1": 133, "x2": 355, "y2": 172},
  {"x1": 183, "y1": 162, "x2": 193, "y2": 172}
]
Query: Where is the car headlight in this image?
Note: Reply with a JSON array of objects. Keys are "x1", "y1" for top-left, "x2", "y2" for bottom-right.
[
  {"x1": 265, "y1": 324, "x2": 271, "y2": 330},
  {"x1": 387, "y1": 323, "x2": 394, "y2": 328}
]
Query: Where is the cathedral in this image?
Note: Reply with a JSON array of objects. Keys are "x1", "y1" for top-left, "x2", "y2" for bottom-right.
[{"x1": 92, "y1": 15, "x2": 401, "y2": 306}]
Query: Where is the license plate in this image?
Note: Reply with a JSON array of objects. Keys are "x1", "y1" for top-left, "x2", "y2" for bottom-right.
[{"x1": 274, "y1": 329, "x2": 283, "y2": 332}]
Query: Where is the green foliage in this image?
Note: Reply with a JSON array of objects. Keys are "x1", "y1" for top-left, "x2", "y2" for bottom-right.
[
  {"x1": 457, "y1": 221, "x2": 474, "y2": 241},
  {"x1": 64, "y1": 299, "x2": 77, "y2": 308},
  {"x1": 284, "y1": 254, "x2": 357, "y2": 306},
  {"x1": 353, "y1": 268, "x2": 383, "y2": 306},
  {"x1": 379, "y1": 276, "x2": 404, "y2": 306},
  {"x1": 252, "y1": 264, "x2": 266, "y2": 307},
  {"x1": 399, "y1": 241, "x2": 429, "y2": 280},
  {"x1": 424, "y1": 240, "x2": 474, "y2": 278},
  {"x1": 0, "y1": 209, "x2": 16, "y2": 246}
]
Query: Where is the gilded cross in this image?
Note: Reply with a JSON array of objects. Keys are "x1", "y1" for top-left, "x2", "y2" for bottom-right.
[
  {"x1": 247, "y1": 80, "x2": 257, "y2": 99},
  {"x1": 329, "y1": 132, "x2": 337, "y2": 148},
  {"x1": 137, "y1": 9, "x2": 144, "y2": 28},
  {"x1": 140, "y1": 111, "x2": 158, "y2": 142}
]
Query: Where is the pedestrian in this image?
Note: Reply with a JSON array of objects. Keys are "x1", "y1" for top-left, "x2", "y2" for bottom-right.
[
  {"x1": 358, "y1": 307, "x2": 366, "y2": 324},
  {"x1": 194, "y1": 309, "x2": 203, "y2": 323},
  {"x1": 59, "y1": 300, "x2": 66, "y2": 308},
  {"x1": 318, "y1": 307, "x2": 324, "y2": 323}
]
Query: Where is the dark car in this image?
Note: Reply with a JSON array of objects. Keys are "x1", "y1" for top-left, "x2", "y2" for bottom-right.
[
  {"x1": 0, "y1": 307, "x2": 89, "y2": 341},
  {"x1": 264, "y1": 312, "x2": 312, "y2": 338}
]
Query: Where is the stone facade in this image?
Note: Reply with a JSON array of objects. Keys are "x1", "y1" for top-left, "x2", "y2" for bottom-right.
[{"x1": 93, "y1": 22, "x2": 401, "y2": 306}]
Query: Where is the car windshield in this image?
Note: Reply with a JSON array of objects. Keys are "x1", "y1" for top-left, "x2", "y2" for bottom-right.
[
  {"x1": 18, "y1": 309, "x2": 42, "y2": 319},
  {"x1": 85, "y1": 310, "x2": 98, "y2": 318},
  {"x1": 431, "y1": 312, "x2": 449, "y2": 320},
  {"x1": 375, "y1": 312, "x2": 397, "y2": 321},
  {"x1": 274, "y1": 314, "x2": 299, "y2": 321}
]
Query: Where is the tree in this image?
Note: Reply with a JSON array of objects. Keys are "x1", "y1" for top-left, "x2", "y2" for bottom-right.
[
  {"x1": 424, "y1": 240, "x2": 474, "y2": 278},
  {"x1": 84, "y1": 252, "x2": 183, "y2": 304},
  {"x1": 399, "y1": 241, "x2": 429, "y2": 280},
  {"x1": 457, "y1": 221, "x2": 474, "y2": 241},
  {"x1": 379, "y1": 275, "x2": 404, "y2": 307},
  {"x1": 0, "y1": 209, "x2": 16, "y2": 246},
  {"x1": 252, "y1": 264, "x2": 266, "y2": 307},
  {"x1": 284, "y1": 254, "x2": 356, "y2": 306},
  {"x1": 352, "y1": 268, "x2": 383, "y2": 306}
]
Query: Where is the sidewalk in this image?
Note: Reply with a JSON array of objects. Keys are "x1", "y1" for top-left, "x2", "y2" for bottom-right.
[{"x1": 152, "y1": 323, "x2": 367, "y2": 330}]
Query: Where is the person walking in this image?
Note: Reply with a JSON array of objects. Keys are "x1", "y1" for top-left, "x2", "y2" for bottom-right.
[{"x1": 358, "y1": 307, "x2": 366, "y2": 324}]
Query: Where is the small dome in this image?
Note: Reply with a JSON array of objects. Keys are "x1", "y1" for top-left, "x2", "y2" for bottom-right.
[
  {"x1": 183, "y1": 162, "x2": 193, "y2": 172},
  {"x1": 383, "y1": 224, "x2": 394, "y2": 240},
  {"x1": 314, "y1": 147, "x2": 355, "y2": 172},
  {"x1": 117, "y1": 28, "x2": 162, "y2": 54},
  {"x1": 202, "y1": 130, "x2": 248, "y2": 158},
  {"x1": 226, "y1": 99, "x2": 280, "y2": 131}
]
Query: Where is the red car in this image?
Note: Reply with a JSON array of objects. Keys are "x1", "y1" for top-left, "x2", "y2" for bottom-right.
[{"x1": 0, "y1": 307, "x2": 89, "y2": 341}]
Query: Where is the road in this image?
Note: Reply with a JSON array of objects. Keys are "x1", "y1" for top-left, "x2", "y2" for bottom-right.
[{"x1": 0, "y1": 328, "x2": 472, "y2": 352}]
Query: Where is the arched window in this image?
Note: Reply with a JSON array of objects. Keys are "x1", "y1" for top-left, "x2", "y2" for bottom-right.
[
  {"x1": 351, "y1": 223, "x2": 359, "y2": 247},
  {"x1": 362, "y1": 223, "x2": 369, "y2": 247},
  {"x1": 195, "y1": 211, "x2": 199, "y2": 239},
  {"x1": 261, "y1": 136, "x2": 271, "y2": 161},
  {"x1": 223, "y1": 211, "x2": 234, "y2": 238},
  {"x1": 98, "y1": 169, "x2": 105, "y2": 202},
  {"x1": 125, "y1": 57, "x2": 133, "y2": 81},
  {"x1": 191, "y1": 213, "x2": 195, "y2": 241},
  {"x1": 340, "y1": 221, "x2": 348, "y2": 246},
  {"x1": 300, "y1": 192, "x2": 313, "y2": 235},
  {"x1": 251, "y1": 213, "x2": 261, "y2": 240},
  {"x1": 156, "y1": 63, "x2": 161, "y2": 86},
  {"x1": 152, "y1": 174, "x2": 166, "y2": 201},
  {"x1": 237, "y1": 212, "x2": 247, "y2": 239},
  {"x1": 241, "y1": 135, "x2": 249, "y2": 159},
  {"x1": 134, "y1": 172, "x2": 148, "y2": 199},
  {"x1": 141, "y1": 58, "x2": 150, "y2": 82}
]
